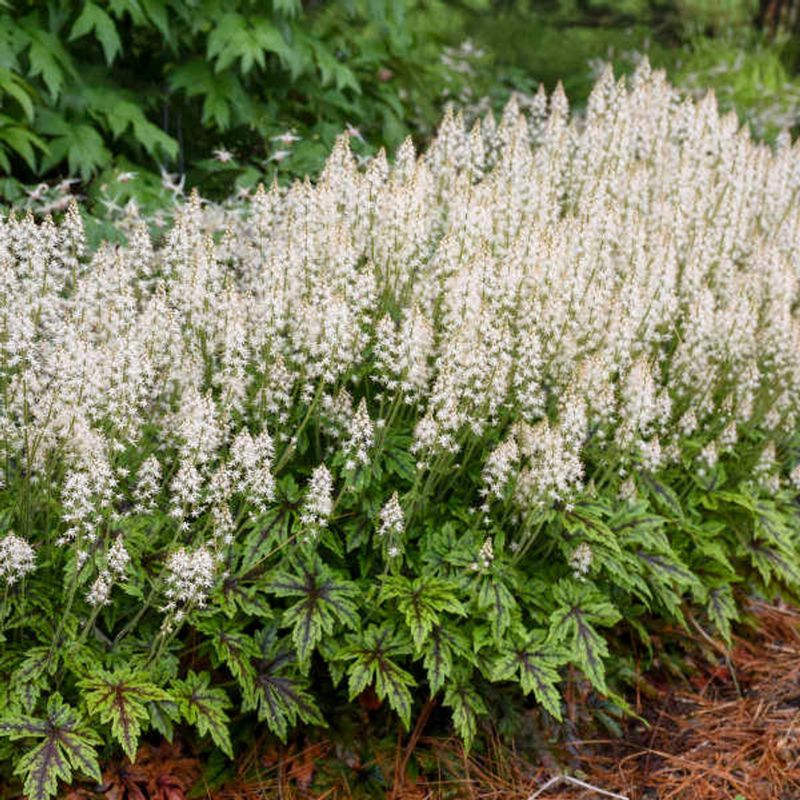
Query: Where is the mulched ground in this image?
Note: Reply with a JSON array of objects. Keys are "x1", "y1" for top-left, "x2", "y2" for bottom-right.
[{"x1": 76, "y1": 600, "x2": 800, "y2": 800}]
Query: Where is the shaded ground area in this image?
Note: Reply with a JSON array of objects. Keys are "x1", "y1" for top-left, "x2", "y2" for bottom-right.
[{"x1": 72, "y1": 601, "x2": 800, "y2": 800}]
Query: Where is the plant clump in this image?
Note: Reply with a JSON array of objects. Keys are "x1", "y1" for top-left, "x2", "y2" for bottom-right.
[{"x1": 2, "y1": 62, "x2": 800, "y2": 799}]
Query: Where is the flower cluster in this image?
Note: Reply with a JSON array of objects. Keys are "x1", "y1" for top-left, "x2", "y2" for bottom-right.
[
  {"x1": 164, "y1": 546, "x2": 217, "y2": 613},
  {"x1": 470, "y1": 537, "x2": 494, "y2": 572},
  {"x1": 378, "y1": 492, "x2": 405, "y2": 559},
  {"x1": 300, "y1": 464, "x2": 334, "y2": 532},
  {"x1": 0, "y1": 533, "x2": 35, "y2": 585},
  {"x1": 569, "y1": 543, "x2": 593, "y2": 580}
]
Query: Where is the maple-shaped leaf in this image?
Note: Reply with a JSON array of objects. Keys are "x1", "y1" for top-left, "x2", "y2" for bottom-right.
[
  {"x1": 37, "y1": 110, "x2": 111, "y2": 178},
  {"x1": 68, "y1": 1, "x2": 122, "y2": 64},
  {"x1": 341, "y1": 623, "x2": 416, "y2": 729},
  {"x1": 310, "y1": 39, "x2": 360, "y2": 92},
  {"x1": 616, "y1": 519, "x2": 702, "y2": 617},
  {"x1": 636, "y1": 549, "x2": 700, "y2": 617},
  {"x1": 378, "y1": 575, "x2": 466, "y2": 650},
  {"x1": 422, "y1": 627, "x2": 453, "y2": 696},
  {"x1": 443, "y1": 672, "x2": 487, "y2": 751},
  {"x1": 639, "y1": 472, "x2": 685, "y2": 520},
  {"x1": 491, "y1": 627, "x2": 566, "y2": 720},
  {"x1": 172, "y1": 670, "x2": 233, "y2": 758},
  {"x1": 195, "y1": 616, "x2": 260, "y2": 705},
  {"x1": 81, "y1": 86, "x2": 178, "y2": 160},
  {"x1": 421, "y1": 625, "x2": 474, "y2": 696},
  {"x1": 266, "y1": 556, "x2": 359, "y2": 669},
  {"x1": 147, "y1": 697, "x2": 180, "y2": 742},
  {"x1": 206, "y1": 12, "x2": 291, "y2": 75},
  {"x1": 0, "y1": 694, "x2": 101, "y2": 800},
  {"x1": 217, "y1": 575, "x2": 273, "y2": 619},
  {"x1": 562, "y1": 505, "x2": 622, "y2": 557},
  {"x1": 17, "y1": 19, "x2": 73, "y2": 101},
  {"x1": 238, "y1": 506, "x2": 290, "y2": 575},
  {"x1": 746, "y1": 539, "x2": 800, "y2": 590},
  {"x1": 683, "y1": 520, "x2": 736, "y2": 576},
  {"x1": 8, "y1": 646, "x2": 51, "y2": 711},
  {"x1": 79, "y1": 667, "x2": 170, "y2": 762},
  {"x1": 242, "y1": 628, "x2": 325, "y2": 741},
  {"x1": 476, "y1": 574, "x2": 518, "y2": 640},
  {"x1": 706, "y1": 584, "x2": 738, "y2": 645},
  {"x1": 548, "y1": 580, "x2": 621, "y2": 694}
]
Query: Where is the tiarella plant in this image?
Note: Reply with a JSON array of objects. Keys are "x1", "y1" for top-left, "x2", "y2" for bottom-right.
[{"x1": 2, "y1": 62, "x2": 800, "y2": 799}]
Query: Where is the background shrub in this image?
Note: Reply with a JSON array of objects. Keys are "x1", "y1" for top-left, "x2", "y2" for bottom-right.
[{"x1": 0, "y1": 1, "x2": 471, "y2": 202}]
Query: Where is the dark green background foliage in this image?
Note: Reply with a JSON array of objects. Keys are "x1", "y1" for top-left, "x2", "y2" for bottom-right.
[
  {"x1": 2, "y1": 0, "x2": 800, "y2": 213},
  {"x1": 467, "y1": 0, "x2": 800, "y2": 138},
  {"x1": 0, "y1": 0, "x2": 469, "y2": 206}
]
